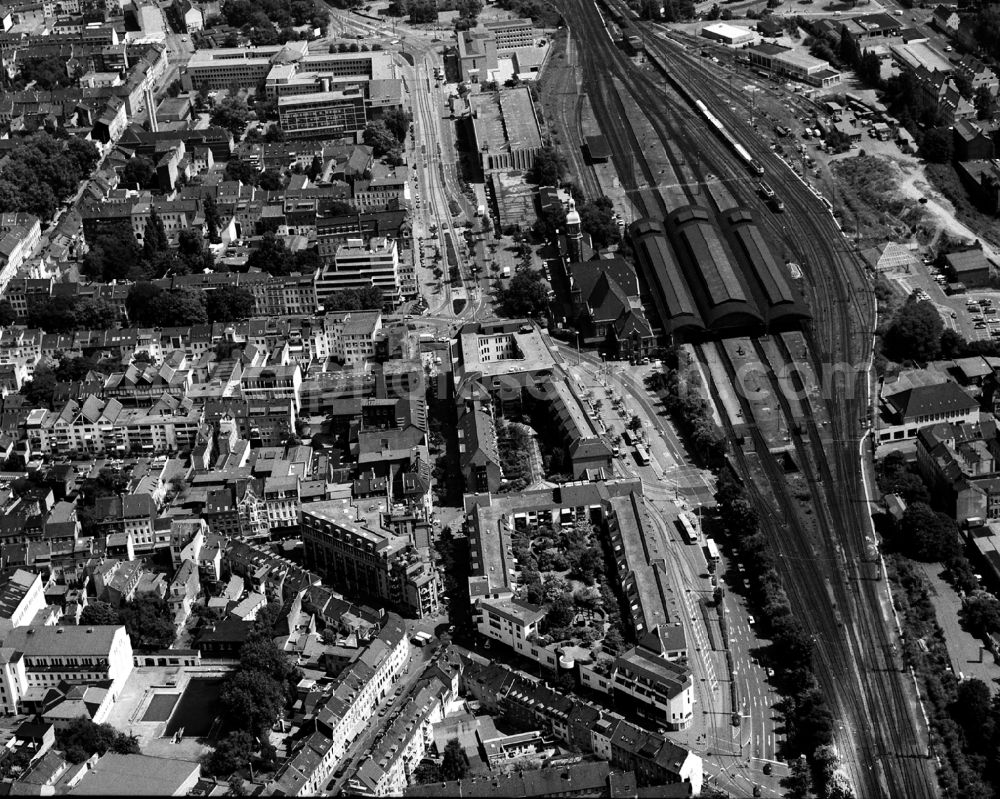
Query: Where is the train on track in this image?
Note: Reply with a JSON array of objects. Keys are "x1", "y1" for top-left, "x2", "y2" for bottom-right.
[
  {"x1": 693, "y1": 98, "x2": 764, "y2": 176},
  {"x1": 757, "y1": 180, "x2": 785, "y2": 212}
]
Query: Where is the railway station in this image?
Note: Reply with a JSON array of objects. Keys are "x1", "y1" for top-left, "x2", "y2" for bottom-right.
[{"x1": 629, "y1": 208, "x2": 810, "y2": 340}]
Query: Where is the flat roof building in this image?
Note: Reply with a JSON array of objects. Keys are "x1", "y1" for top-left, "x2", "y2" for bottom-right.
[
  {"x1": 700, "y1": 23, "x2": 758, "y2": 47},
  {"x1": 469, "y1": 86, "x2": 543, "y2": 173},
  {"x1": 316, "y1": 236, "x2": 400, "y2": 308}
]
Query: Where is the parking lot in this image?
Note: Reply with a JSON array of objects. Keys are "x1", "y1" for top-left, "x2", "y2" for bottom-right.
[{"x1": 891, "y1": 265, "x2": 1000, "y2": 343}]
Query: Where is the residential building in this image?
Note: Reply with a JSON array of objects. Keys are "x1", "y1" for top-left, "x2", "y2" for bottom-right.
[
  {"x1": 324, "y1": 311, "x2": 383, "y2": 365},
  {"x1": 0, "y1": 570, "x2": 47, "y2": 638},
  {"x1": 0, "y1": 625, "x2": 133, "y2": 714},
  {"x1": 302, "y1": 501, "x2": 440, "y2": 618}
]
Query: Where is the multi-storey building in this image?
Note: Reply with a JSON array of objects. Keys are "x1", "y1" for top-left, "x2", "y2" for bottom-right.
[
  {"x1": 0, "y1": 625, "x2": 133, "y2": 714},
  {"x1": 268, "y1": 616, "x2": 409, "y2": 795},
  {"x1": 346, "y1": 676, "x2": 450, "y2": 795},
  {"x1": 240, "y1": 363, "x2": 302, "y2": 415},
  {"x1": 0, "y1": 570, "x2": 46, "y2": 638},
  {"x1": 301, "y1": 501, "x2": 440, "y2": 618},
  {"x1": 316, "y1": 237, "x2": 399, "y2": 308},
  {"x1": 323, "y1": 311, "x2": 382, "y2": 365},
  {"x1": 278, "y1": 87, "x2": 368, "y2": 139}
]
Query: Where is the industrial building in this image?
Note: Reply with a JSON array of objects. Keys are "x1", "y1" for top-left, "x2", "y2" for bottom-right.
[
  {"x1": 747, "y1": 43, "x2": 841, "y2": 87},
  {"x1": 700, "y1": 23, "x2": 758, "y2": 48},
  {"x1": 629, "y1": 208, "x2": 809, "y2": 339}
]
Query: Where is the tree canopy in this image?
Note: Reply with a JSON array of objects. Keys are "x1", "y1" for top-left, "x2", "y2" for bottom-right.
[
  {"x1": 322, "y1": 286, "x2": 384, "y2": 311},
  {"x1": 498, "y1": 270, "x2": 549, "y2": 319},
  {"x1": 122, "y1": 156, "x2": 156, "y2": 190},
  {"x1": 0, "y1": 133, "x2": 99, "y2": 220},
  {"x1": 119, "y1": 593, "x2": 177, "y2": 650},
  {"x1": 79, "y1": 600, "x2": 121, "y2": 626},
  {"x1": 883, "y1": 298, "x2": 943, "y2": 363},
  {"x1": 531, "y1": 146, "x2": 567, "y2": 186},
  {"x1": 210, "y1": 95, "x2": 252, "y2": 137},
  {"x1": 246, "y1": 233, "x2": 319, "y2": 276},
  {"x1": 206, "y1": 286, "x2": 256, "y2": 322},
  {"x1": 897, "y1": 502, "x2": 961, "y2": 562},
  {"x1": 27, "y1": 296, "x2": 117, "y2": 334},
  {"x1": 578, "y1": 196, "x2": 620, "y2": 249},
  {"x1": 57, "y1": 718, "x2": 140, "y2": 764}
]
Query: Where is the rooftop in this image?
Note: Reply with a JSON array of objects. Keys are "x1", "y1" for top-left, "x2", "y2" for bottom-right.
[
  {"x1": 68, "y1": 753, "x2": 199, "y2": 795},
  {"x1": 4, "y1": 625, "x2": 123, "y2": 656}
]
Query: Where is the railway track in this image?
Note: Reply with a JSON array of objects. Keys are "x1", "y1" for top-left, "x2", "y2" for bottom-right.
[{"x1": 554, "y1": 0, "x2": 936, "y2": 795}]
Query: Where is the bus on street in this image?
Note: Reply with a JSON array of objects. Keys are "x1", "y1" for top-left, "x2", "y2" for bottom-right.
[
  {"x1": 704, "y1": 537, "x2": 720, "y2": 564},
  {"x1": 634, "y1": 444, "x2": 650, "y2": 466}
]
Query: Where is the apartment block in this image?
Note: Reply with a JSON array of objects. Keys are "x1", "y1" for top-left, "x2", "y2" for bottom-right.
[{"x1": 302, "y1": 501, "x2": 440, "y2": 618}]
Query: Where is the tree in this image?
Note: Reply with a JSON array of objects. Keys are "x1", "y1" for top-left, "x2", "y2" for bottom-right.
[
  {"x1": 877, "y1": 451, "x2": 930, "y2": 504},
  {"x1": 225, "y1": 157, "x2": 259, "y2": 185},
  {"x1": 239, "y1": 633, "x2": 294, "y2": 684},
  {"x1": 73, "y1": 298, "x2": 117, "y2": 330},
  {"x1": 258, "y1": 168, "x2": 284, "y2": 191},
  {"x1": 920, "y1": 126, "x2": 954, "y2": 164},
  {"x1": 322, "y1": 286, "x2": 384, "y2": 311},
  {"x1": 79, "y1": 600, "x2": 121, "y2": 626},
  {"x1": 57, "y1": 718, "x2": 140, "y2": 764},
  {"x1": 203, "y1": 195, "x2": 221, "y2": 243},
  {"x1": 962, "y1": 592, "x2": 1000, "y2": 639},
  {"x1": 220, "y1": 669, "x2": 286, "y2": 733},
  {"x1": 246, "y1": 232, "x2": 298, "y2": 277},
  {"x1": 19, "y1": 54, "x2": 75, "y2": 89},
  {"x1": 883, "y1": 299, "x2": 943, "y2": 363},
  {"x1": 122, "y1": 156, "x2": 156, "y2": 190},
  {"x1": 975, "y1": 85, "x2": 997, "y2": 121},
  {"x1": 207, "y1": 286, "x2": 256, "y2": 323},
  {"x1": 498, "y1": 270, "x2": 549, "y2": 318},
  {"x1": 20, "y1": 363, "x2": 57, "y2": 408},
  {"x1": 204, "y1": 730, "x2": 255, "y2": 777},
  {"x1": 147, "y1": 289, "x2": 209, "y2": 327},
  {"x1": 82, "y1": 228, "x2": 143, "y2": 282},
  {"x1": 531, "y1": 146, "x2": 567, "y2": 185},
  {"x1": 142, "y1": 208, "x2": 169, "y2": 262},
  {"x1": 211, "y1": 95, "x2": 251, "y2": 136},
  {"x1": 898, "y1": 502, "x2": 960, "y2": 561},
  {"x1": 177, "y1": 229, "x2": 214, "y2": 273},
  {"x1": 381, "y1": 108, "x2": 412, "y2": 142},
  {"x1": 119, "y1": 593, "x2": 176, "y2": 650},
  {"x1": 0, "y1": 299, "x2": 16, "y2": 326},
  {"x1": 440, "y1": 738, "x2": 470, "y2": 781},
  {"x1": 952, "y1": 678, "x2": 995, "y2": 745},
  {"x1": 307, "y1": 155, "x2": 324, "y2": 181},
  {"x1": 362, "y1": 119, "x2": 400, "y2": 159},
  {"x1": 126, "y1": 282, "x2": 164, "y2": 323},
  {"x1": 578, "y1": 196, "x2": 620, "y2": 249}
]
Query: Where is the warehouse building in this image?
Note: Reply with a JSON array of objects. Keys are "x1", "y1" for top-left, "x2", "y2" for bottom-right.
[
  {"x1": 747, "y1": 43, "x2": 841, "y2": 87},
  {"x1": 700, "y1": 23, "x2": 758, "y2": 48}
]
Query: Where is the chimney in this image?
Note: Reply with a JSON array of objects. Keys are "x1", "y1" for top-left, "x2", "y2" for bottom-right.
[{"x1": 146, "y1": 86, "x2": 158, "y2": 132}]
